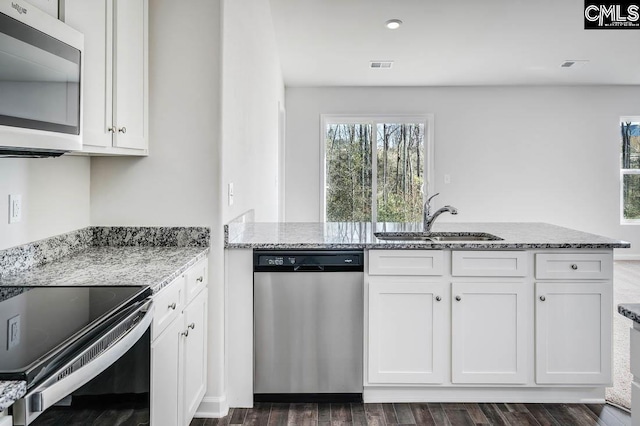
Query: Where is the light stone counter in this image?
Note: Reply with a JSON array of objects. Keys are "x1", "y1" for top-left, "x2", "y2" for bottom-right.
[{"x1": 225, "y1": 222, "x2": 629, "y2": 250}]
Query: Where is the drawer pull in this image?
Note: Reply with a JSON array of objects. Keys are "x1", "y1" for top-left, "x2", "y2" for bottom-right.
[
  {"x1": 188, "y1": 322, "x2": 196, "y2": 330},
  {"x1": 540, "y1": 295, "x2": 546, "y2": 301},
  {"x1": 571, "y1": 264, "x2": 578, "y2": 270},
  {"x1": 455, "y1": 295, "x2": 462, "y2": 302},
  {"x1": 196, "y1": 276, "x2": 204, "y2": 283},
  {"x1": 182, "y1": 329, "x2": 189, "y2": 337},
  {"x1": 168, "y1": 302, "x2": 177, "y2": 310},
  {"x1": 435, "y1": 295, "x2": 441, "y2": 302}
]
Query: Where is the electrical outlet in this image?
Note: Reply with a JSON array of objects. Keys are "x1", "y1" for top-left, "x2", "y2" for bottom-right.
[
  {"x1": 7, "y1": 315, "x2": 20, "y2": 350},
  {"x1": 8, "y1": 194, "x2": 22, "y2": 224},
  {"x1": 228, "y1": 183, "x2": 234, "y2": 206}
]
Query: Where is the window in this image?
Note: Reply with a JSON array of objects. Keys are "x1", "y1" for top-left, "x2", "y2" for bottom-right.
[
  {"x1": 621, "y1": 117, "x2": 640, "y2": 223},
  {"x1": 321, "y1": 115, "x2": 434, "y2": 223}
]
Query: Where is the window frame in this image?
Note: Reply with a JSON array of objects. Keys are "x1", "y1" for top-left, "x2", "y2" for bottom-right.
[
  {"x1": 319, "y1": 114, "x2": 435, "y2": 223},
  {"x1": 621, "y1": 116, "x2": 640, "y2": 224}
]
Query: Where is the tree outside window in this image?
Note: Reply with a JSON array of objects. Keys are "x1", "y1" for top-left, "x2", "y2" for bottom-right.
[
  {"x1": 322, "y1": 115, "x2": 433, "y2": 223},
  {"x1": 621, "y1": 117, "x2": 640, "y2": 222}
]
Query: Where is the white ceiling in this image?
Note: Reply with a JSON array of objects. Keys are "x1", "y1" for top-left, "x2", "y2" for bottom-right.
[{"x1": 268, "y1": 0, "x2": 640, "y2": 86}]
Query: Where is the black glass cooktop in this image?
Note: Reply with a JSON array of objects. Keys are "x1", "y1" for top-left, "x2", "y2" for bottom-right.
[{"x1": 0, "y1": 286, "x2": 150, "y2": 386}]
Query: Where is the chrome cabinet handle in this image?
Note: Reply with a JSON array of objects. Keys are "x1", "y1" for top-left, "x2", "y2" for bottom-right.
[
  {"x1": 540, "y1": 295, "x2": 546, "y2": 301},
  {"x1": 196, "y1": 276, "x2": 204, "y2": 283},
  {"x1": 168, "y1": 302, "x2": 176, "y2": 310},
  {"x1": 435, "y1": 295, "x2": 441, "y2": 302},
  {"x1": 107, "y1": 127, "x2": 115, "y2": 133},
  {"x1": 188, "y1": 323, "x2": 195, "y2": 330},
  {"x1": 118, "y1": 127, "x2": 127, "y2": 134},
  {"x1": 571, "y1": 264, "x2": 578, "y2": 270},
  {"x1": 455, "y1": 295, "x2": 462, "y2": 302},
  {"x1": 181, "y1": 329, "x2": 189, "y2": 337}
]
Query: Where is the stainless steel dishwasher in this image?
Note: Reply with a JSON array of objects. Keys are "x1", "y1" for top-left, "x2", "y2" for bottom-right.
[{"x1": 253, "y1": 250, "x2": 364, "y2": 403}]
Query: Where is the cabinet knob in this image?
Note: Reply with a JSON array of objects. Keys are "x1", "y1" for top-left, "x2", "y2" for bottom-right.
[
  {"x1": 571, "y1": 264, "x2": 578, "y2": 270},
  {"x1": 540, "y1": 295, "x2": 546, "y2": 301},
  {"x1": 455, "y1": 295, "x2": 462, "y2": 302},
  {"x1": 181, "y1": 329, "x2": 189, "y2": 337},
  {"x1": 196, "y1": 276, "x2": 204, "y2": 283},
  {"x1": 435, "y1": 295, "x2": 441, "y2": 302},
  {"x1": 107, "y1": 127, "x2": 116, "y2": 133},
  {"x1": 168, "y1": 302, "x2": 176, "y2": 310},
  {"x1": 188, "y1": 322, "x2": 196, "y2": 330},
  {"x1": 118, "y1": 127, "x2": 127, "y2": 134}
]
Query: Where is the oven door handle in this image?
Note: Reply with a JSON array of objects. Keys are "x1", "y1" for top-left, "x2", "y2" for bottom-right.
[{"x1": 13, "y1": 299, "x2": 154, "y2": 426}]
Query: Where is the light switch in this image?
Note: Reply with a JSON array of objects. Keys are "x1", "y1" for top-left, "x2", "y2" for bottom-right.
[
  {"x1": 444, "y1": 174, "x2": 451, "y2": 184},
  {"x1": 228, "y1": 183, "x2": 234, "y2": 206}
]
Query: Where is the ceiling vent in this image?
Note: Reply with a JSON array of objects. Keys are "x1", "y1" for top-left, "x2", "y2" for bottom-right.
[
  {"x1": 561, "y1": 60, "x2": 589, "y2": 68},
  {"x1": 370, "y1": 61, "x2": 394, "y2": 69}
]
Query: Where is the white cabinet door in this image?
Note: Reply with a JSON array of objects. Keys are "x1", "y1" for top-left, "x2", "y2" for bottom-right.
[
  {"x1": 182, "y1": 288, "x2": 208, "y2": 424},
  {"x1": 113, "y1": 0, "x2": 147, "y2": 150},
  {"x1": 451, "y1": 282, "x2": 527, "y2": 384},
  {"x1": 63, "y1": 0, "x2": 113, "y2": 148},
  {"x1": 535, "y1": 282, "x2": 612, "y2": 384},
  {"x1": 151, "y1": 315, "x2": 183, "y2": 426},
  {"x1": 368, "y1": 278, "x2": 447, "y2": 384},
  {"x1": 63, "y1": 0, "x2": 147, "y2": 154}
]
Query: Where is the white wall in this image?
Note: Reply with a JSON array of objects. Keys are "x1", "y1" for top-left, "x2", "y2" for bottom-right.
[
  {"x1": 285, "y1": 86, "x2": 640, "y2": 256},
  {"x1": 0, "y1": 156, "x2": 90, "y2": 250},
  {"x1": 221, "y1": 0, "x2": 284, "y2": 223},
  {"x1": 89, "y1": 0, "x2": 226, "y2": 415}
]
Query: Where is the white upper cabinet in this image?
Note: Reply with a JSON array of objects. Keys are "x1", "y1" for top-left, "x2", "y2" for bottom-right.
[{"x1": 63, "y1": 0, "x2": 148, "y2": 155}]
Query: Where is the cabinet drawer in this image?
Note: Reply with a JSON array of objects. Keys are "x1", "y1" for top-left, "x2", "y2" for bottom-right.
[
  {"x1": 452, "y1": 251, "x2": 527, "y2": 277},
  {"x1": 535, "y1": 253, "x2": 612, "y2": 280},
  {"x1": 368, "y1": 250, "x2": 444, "y2": 276},
  {"x1": 152, "y1": 277, "x2": 184, "y2": 340},
  {"x1": 185, "y1": 258, "x2": 208, "y2": 304}
]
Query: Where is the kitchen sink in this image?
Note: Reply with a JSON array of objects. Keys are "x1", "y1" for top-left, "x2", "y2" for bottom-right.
[{"x1": 374, "y1": 232, "x2": 503, "y2": 242}]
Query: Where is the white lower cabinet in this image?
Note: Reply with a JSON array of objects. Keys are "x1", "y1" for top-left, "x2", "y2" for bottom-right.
[
  {"x1": 151, "y1": 258, "x2": 208, "y2": 426},
  {"x1": 366, "y1": 249, "x2": 613, "y2": 399},
  {"x1": 535, "y1": 281, "x2": 611, "y2": 384},
  {"x1": 151, "y1": 313, "x2": 183, "y2": 426},
  {"x1": 182, "y1": 288, "x2": 208, "y2": 425},
  {"x1": 368, "y1": 278, "x2": 447, "y2": 384},
  {"x1": 451, "y1": 282, "x2": 527, "y2": 384}
]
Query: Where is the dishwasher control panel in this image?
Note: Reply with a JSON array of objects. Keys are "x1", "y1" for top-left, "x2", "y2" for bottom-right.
[{"x1": 254, "y1": 251, "x2": 363, "y2": 272}]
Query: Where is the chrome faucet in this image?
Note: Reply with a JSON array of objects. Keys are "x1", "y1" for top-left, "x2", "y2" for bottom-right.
[{"x1": 424, "y1": 193, "x2": 458, "y2": 232}]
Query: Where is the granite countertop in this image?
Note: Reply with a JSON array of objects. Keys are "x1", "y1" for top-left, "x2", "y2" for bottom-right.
[
  {"x1": 0, "y1": 381, "x2": 26, "y2": 412},
  {"x1": 0, "y1": 246, "x2": 209, "y2": 293},
  {"x1": 225, "y1": 221, "x2": 630, "y2": 250},
  {"x1": 0, "y1": 226, "x2": 210, "y2": 411},
  {"x1": 619, "y1": 304, "x2": 640, "y2": 324}
]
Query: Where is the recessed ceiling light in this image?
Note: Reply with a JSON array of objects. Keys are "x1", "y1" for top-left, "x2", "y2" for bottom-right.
[{"x1": 385, "y1": 19, "x2": 403, "y2": 30}]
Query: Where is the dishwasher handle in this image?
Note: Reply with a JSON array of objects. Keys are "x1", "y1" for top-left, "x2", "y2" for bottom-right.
[{"x1": 294, "y1": 265, "x2": 324, "y2": 272}]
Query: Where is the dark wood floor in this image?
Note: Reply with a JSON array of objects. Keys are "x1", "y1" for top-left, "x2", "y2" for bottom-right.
[{"x1": 190, "y1": 402, "x2": 631, "y2": 426}]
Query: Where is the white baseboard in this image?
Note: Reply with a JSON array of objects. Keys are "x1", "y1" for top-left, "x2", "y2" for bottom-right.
[
  {"x1": 194, "y1": 395, "x2": 229, "y2": 419},
  {"x1": 363, "y1": 386, "x2": 605, "y2": 404},
  {"x1": 614, "y1": 254, "x2": 640, "y2": 261}
]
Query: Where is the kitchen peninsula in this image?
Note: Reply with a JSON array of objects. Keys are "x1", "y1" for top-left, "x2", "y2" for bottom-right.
[{"x1": 225, "y1": 222, "x2": 629, "y2": 408}]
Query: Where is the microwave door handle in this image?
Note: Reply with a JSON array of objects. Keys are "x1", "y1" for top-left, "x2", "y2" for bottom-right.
[{"x1": 13, "y1": 300, "x2": 154, "y2": 426}]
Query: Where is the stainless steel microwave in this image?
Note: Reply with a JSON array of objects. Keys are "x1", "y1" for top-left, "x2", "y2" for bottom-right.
[{"x1": 0, "y1": 0, "x2": 83, "y2": 157}]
